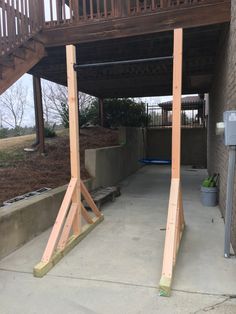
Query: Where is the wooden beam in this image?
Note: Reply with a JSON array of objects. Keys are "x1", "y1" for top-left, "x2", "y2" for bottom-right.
[
  {"x1": 40, "y1": 1, "x2": 230, "y2": 47},
  {"x1": 66, "y1": 44, "x2": 82, "y2": 236},
  {"x1": 99, "y1": 98, "x2": 104, "y2": 127},
  {"x1": 41, "y1": 178, "x2": 77, "y2": 263},
  {"x1": 33, "y1": 76, "x2": 45, "y2": 154},
  {"x1": 171, "y1": 28, "x2": 183, "y2": 179},
  {"x1": 34, "y1": 215, "x2": 104, "y2": 278},
  {"x1": 34, "y1": 45, "x2": 103, "y2": 278},
  {"x1": 159, "y1": 28, "x2": 185, "y2": 297}
]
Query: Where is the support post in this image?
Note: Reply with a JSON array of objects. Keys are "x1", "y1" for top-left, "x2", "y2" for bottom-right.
[
  {"x1": 56, "y1": 0, "x2": 63, "y2": 21},
  {"x1": 33, "y1": 76, "x2": 45, "y2": 154},
  {"x1": 224, "y1": 146, "x2": 236, "y2": 257},
  {"x1": 66, "y1": 44, "x2": 81, "y2": 236},
  {"x1": 99, "y1": 98, "x2": 104, "y2": 127},
  {"x1": 159, "y1": 28, "x2": 185, "y2": 297},
  {"x1": 34, "y1": 45, "x2": 103, "y2": 278}
]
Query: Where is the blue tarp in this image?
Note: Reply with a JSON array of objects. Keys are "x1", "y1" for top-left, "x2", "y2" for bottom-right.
[{"x1": 139, "y1": 158, "x2": 171, "y2": 165}]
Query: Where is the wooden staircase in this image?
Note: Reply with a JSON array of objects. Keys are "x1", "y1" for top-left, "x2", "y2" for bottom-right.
[
  {"x1": 0, "y1": 38, "x2": 45, "y2": 95},
  {"x1": 0, "y1": 0, "x2": 45, "y2": 95}
]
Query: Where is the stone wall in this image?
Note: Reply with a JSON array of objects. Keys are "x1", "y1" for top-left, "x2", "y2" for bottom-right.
[{"x1": 208, "y1": 1, "x2": 236, "y2": 252}]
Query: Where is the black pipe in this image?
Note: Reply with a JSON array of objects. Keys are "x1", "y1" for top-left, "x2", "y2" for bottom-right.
[{"x1": 74, "y1": 55, "x2": 173, "y2": 70}]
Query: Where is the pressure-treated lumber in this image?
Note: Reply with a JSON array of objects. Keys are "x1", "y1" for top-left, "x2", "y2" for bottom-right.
[
  {"x1": 34, "y1": 45, "x2": 103, "y2": 278},
  {"x1": 34, "y1": 215, "x2": 104, "y2": 278},
  {"x1": 159, "y1": 28, "x2": 185, "y2": 297}
]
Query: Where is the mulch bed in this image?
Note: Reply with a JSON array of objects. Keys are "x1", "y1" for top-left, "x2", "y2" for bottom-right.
[{"x1": 0, "y1": 127, "x2": 119, "y2": 206}]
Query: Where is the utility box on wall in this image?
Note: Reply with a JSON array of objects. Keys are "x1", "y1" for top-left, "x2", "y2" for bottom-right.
[{"x1": 224, "y1": 111, "x2": 236, "y2": 146}]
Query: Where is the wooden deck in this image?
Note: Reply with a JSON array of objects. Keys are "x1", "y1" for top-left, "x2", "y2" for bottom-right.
[{"x1": 0, "y1": 0, "x2": 231, "y2": 97}]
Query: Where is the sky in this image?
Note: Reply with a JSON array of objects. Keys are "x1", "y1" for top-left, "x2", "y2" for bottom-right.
[
  {"x1": 1, "y1": 73, "x2": 172, "y2": 128},
  {"x1": 0, "y1": 1, "x2": 174, "y2": 128}
]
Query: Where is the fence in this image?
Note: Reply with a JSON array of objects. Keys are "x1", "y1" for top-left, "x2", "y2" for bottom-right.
[{"x1": 147, "y1": 104, "x2": 206, "y2": 128}]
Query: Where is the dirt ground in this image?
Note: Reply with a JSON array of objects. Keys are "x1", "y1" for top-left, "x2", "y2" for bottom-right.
[{"x1": 0, "y1": 127, "x2": 119, "y2": 206}]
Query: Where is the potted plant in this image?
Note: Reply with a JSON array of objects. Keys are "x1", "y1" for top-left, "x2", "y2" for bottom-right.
[{"x1": 201, "y1": 173, "x2": 219, "y2": 207}]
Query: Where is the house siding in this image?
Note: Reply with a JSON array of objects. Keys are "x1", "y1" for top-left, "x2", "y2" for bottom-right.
[{"x1": 208, "y1": 0, "x2": 236, "y2": 252}]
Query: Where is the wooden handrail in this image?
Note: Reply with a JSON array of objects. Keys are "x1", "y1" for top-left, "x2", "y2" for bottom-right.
[
  {"x1": 42, "y1": 0, "x2": 218, "y2": 27},
  {"x1": 0, "y1": 0, "x2": 43, "y2": 57},
  {"x1": 0, "y1": 0, "x2": 225, "y2": 56}
]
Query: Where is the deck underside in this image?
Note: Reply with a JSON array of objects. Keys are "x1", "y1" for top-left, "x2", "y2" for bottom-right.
[{"x1": 30, "y1": 23, "x2": 228, "y2": 97}]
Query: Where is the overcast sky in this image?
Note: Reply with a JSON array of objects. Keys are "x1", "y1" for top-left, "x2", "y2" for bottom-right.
[
  {"x1": 14, "y1": 74, "x2": 172, "y2": 127},
  {"x1": 0, "y1": 1, "x2": 173, "y2": 128}
]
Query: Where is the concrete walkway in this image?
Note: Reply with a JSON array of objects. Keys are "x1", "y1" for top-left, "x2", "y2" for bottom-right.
[{"x1": 0, "y1": 166, "x2": 236, "y2": 314}]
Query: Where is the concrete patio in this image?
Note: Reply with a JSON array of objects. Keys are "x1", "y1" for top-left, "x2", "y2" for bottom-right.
[{"x1": 0, "y1": 165, "x2": 236, "y2": 314}]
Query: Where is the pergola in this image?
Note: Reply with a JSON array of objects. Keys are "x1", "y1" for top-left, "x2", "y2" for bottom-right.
[{"x1": 159, "y1": 95, "x2": 205, "y2": 126}]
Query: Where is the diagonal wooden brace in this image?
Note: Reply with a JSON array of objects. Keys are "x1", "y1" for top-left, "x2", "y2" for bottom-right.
[{"x1": 33, "y1": 45, "x2": 104, "y2": 278}]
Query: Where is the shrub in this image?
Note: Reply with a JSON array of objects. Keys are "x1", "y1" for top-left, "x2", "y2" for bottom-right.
[
  {"x1": 44, "y1": 124, "x2": 56, "y2": 138},
  {"x1": 88, "y1": 98, "x2": 147, "y2": 128},
  {"x1": 0, "y1": 128, "x2": 8, "y2": 139}
]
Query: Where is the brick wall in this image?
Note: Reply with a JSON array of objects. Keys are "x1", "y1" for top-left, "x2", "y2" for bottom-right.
[{"x1": 208, "y1": 1, "x2": 236, "y2": 252}]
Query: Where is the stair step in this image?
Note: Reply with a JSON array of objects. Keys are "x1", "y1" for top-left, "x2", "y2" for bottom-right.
[
  {"x1": 22, "y1": 39, "x2": 36, "y2": 52},
  {"x1": 0, "y1": 40, "x2": 45, "y2": 94},
  {"x1": 0, "y1": 56, "x2": 15, "y2": 69},
  {"x1": 12, "y1": 48, "x2": 26, "y2": 60}
]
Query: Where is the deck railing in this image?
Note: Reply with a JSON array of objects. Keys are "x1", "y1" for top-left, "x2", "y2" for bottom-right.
[
  {"x1": 43, "y1": 0, "x2": 208, "y2": 27},
  {"x1": 0, "y1": 0, "x2": 44, "y2": 56},
  {"x1": 0, "y1": 0, "x2": 221, "y2": 56}
]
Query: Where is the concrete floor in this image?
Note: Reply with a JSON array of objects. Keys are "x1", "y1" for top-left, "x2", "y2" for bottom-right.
[{"x1": 0, "y1": 165, "x2": 236, "y2": 314}]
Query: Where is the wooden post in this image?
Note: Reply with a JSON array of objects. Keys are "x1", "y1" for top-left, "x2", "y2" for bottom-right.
[
  {"x1": 99, "y1": 98, "x2": 104, "y2": 127},
  {"x1": 33, "y1": 76, "x2": 45, "y2": 154},
  {"x1": 66, "y1": 45, "x2": 81, "y2": 235},
  {"x1": 159, "y1": 28, "x2": 185, "y2": 297},
  {"x1": 56, "y1": 0, "x2": 63, "y2": 21},
  {"x1": 34, "y1": 45, "x2": 103, "y2": 278},
  {"x1": 171, "y1": 28, "x2": 183, "y2": 180}
]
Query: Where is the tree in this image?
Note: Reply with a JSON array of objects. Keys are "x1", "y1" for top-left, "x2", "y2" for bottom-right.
[
  {"x1": 0, "y1": 81, "x2": 28, "y2": 135},
  {"x1": 42, "y1": 81, "x2": 94, "y2": 128}
]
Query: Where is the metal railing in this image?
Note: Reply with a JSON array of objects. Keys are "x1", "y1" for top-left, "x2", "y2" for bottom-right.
[
  {"x1": 147, "y1": 105, "x2": 206, "y2": 128},
  {"x1": 0, "y1": 0, "x2": 44, "y2": 56}
]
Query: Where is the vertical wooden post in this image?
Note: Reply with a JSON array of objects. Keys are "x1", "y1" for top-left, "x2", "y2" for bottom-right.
[
  {"x1": 33, "y1": 76, "x2": 45, "y2": 154},
  {"x1": 99, "y1": 98, "x2": 104, "y2": 127},
  {"x1": 34, "y1": 45, "x2": 103, "y2": 277},
  {"x1": 159, "y1": 28, "x2": 184, "y2": 297},
  {"x1": 171, "y1": 28, "x2": 183, "y2": 179},
  {"x1": 56, "y1": 0, "x2": 63, "y2": 21},
  {"x1": 66, "y1": 45, "x2": 81, "y2": 235}
]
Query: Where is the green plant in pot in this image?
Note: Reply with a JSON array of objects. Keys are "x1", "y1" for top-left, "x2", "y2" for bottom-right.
[{"x1": 202, "y1": 173, "x2": 219, "y2": 188}]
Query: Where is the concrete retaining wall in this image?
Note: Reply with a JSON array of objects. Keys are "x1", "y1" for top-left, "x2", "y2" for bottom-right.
[
  {"x1": 0, "y1": 180, "x2": 92, "y2": 260},
  {"x1": 0, "y1": 186, "x2": 66, "y2": 260},
  {"x1": 0, "y1": 127, "x2": 146, "y2": 260},
  {"x1": 147, "y1": 128, "x2": 207, "y2": 168},
  {"x1": 85, "y1": 127, "x2": 146, "y2": 189}
]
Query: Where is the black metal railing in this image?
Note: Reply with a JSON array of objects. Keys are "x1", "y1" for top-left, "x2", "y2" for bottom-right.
[{"x1": 147, "y1": 104, "x2": 206, "y2": 128}]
